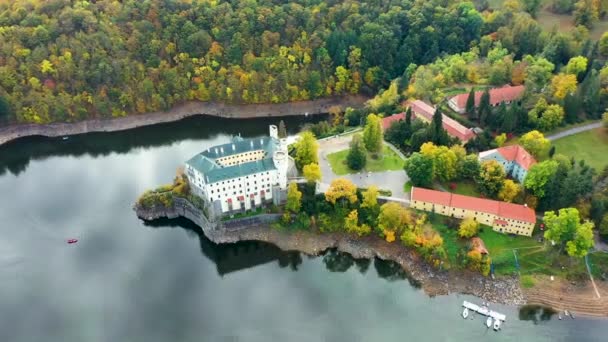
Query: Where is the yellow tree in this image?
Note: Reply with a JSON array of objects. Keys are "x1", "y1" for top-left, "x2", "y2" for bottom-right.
[
  {"x1": 285, "y1": 182, "x2": 302, "y2": 214},
  {"x1": 377, "y1": 202, "x2": 412, "y2": 240},
  {"x1": 294, "y1": 131, "x2": 319, "y2": 169},
  {"x1": 361, "y1": 185, "x2": 379, "y2": 209},
  {"x1": 520, "y1": 130, "x2": 551, "y2": 159},
  {"x1": 551, "y1": 73, "x2": 577, "y2": 100},
  {"x1": 303, "y1": 163, "x2": 321, "y2": 183},
  {"x1": 498, "y1": 179, "x2": 521, "y2": 202},
  {"x1": 325, "y1": 178, "x2": 358, "y2": 205},
  {"x1": 344, "y1": 209, "x2": 372, "y2": 237},
  {"x1": 458, "y1": 217, "x2": 480, "y2": 238}
]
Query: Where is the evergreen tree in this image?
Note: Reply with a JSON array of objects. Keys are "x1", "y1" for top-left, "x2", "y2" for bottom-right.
[
  {"x1": 405, "y1": 107, "x2": 412, "y2": 129},
  {"x1": 477, "y1": 89, "x2": 491, "y2": 125},
  {"x1": 581, "y1": 70, "x2": 601, "y2": 119},
  {"x1": 465, "y1": 88, "x2": 476, "y2": 114},
  {"x1": 549, "y1": 146, "x2": 556, "y2": 158},
  {"x1": 501, "y1": 104, "x2": 518, "y2": 133},
  {"x1": 347, "y1": 134, "x2": 367, "y2": 171},
  {"x1": 563, "y1": 93, "x2": 580, "y2": 124},
  {"x1": 428, "y1": 108, "x2": 449, "y2": 146},
  {"x1": 490, "y1": 102, "x2": 507, "y2": 131},
  {"x1": 278, "y1": 120, "x2": 287, "y2": 138}
]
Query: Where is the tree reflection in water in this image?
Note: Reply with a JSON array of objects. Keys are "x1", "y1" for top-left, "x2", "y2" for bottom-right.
[{"x1": 518, "y1": 305, "x2": 556, "y2": 324}]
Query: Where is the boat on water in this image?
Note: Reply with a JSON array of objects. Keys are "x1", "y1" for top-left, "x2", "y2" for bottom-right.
[
  {"x1": 558, "y1": 313, "x2": 562, "y2": 320},
  {"x1": 564, "y1": 310, "x2": 570, "y2": 318},
  {"x1": 62, "y1": 136, "x2": 69, "y2": 140},
  {"x1": 462, "y1": 307, "x2": 469, "y2": 319},
  {"x1": 486, "y1": 317, "x2": 492, "y2": 328},
  {"x1": 493, "y1": 319, "x2": 501, "y2": 331},
  {"x1": 67, "y1": 239, "x2": 78, "y2": 244}
]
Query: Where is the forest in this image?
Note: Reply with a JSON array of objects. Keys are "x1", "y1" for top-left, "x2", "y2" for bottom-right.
[{"x1": 0, "y1": 0, "x2": 485, "y2": 124}]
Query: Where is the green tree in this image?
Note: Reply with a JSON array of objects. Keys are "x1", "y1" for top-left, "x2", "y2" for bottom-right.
[
  {"x1": 520, "y1": 130, "x2": 551, "y2": 159},
  {"x1": 404, "y1": 152, "x2": 434, "y2": 187},
  {"x1": 286, "y1": 182, "x2": 302, "y2": 214},
  {"x1": 495, "y1": 133, "x2": 507, "y2": 147},
  {"x1": 362, "y1": 114, "x2": 383, "y2": 153},
  {"x1": 600, "y1": 32, "x2": 608, "y2": 57},
  {"x1": 477, "y1": 88, "x2": 491, "y2": 125},
  {"x1": 574, "y1": 0, "x2": 599, "y2": 29},
  {"x1": 294, "y1": 131, "x2": 319, "y2": 169},
  {"x1": 565, "y1": 56, "x2": 588, "y2": 79},
  {"x1": 460, "y1": 154, "x2": 481, "y2": 180},
  {"x1": 345, "y1": 209, "x2": 371, "y2": 237},
  {"x1": 599, "y1": 213, "x2": 608, "y2": 239},
  {"x1": 303, "y1": 163, "x2": 321, "y2": 184},
  {"x1": 603, "y1": 112, "x2": 608, "y2": 129},
  {"x1": 522, "y1": 0, "x2": 542, "y2": 17},
  {"x1": 539, "y1": 104, "x2": 565, "y2": 131},
  {"x1": 0, "y1": 95, "x2": 11, "y2": 122},
  {"x1": 458, "y1": 217, "x2": 480, "y2": 238},
  {"x1": 361, "y1": 186, "x2": 379, "y2": 209},
  {"x1": 476, "y1": 160, "x2": 506, "y2": 197},
  {"x1": 544, "y1": 208, "x2": 595, "y2": 257},
  {"x1": 465, "y1": 88, "x2": 476, "y2": 114},
  {"x1": 524, "y1": 160, "x2": 559, "y2": 198},
  {"x1": 563, "y1": 93, "x2": 581, "y2": 124},
  {"x1": 347, "y1": 134, "x2": 367, "y2": 171}
]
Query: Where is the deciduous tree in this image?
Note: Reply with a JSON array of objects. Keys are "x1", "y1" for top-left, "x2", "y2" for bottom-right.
[
  {"x1": 404, "y1": 152, "x2": 434, "y2": 187},
  {"x1": 294, "y1": 131, "x2": 319, "y2": 169},
  {"x1": 303, "y1": 163, "x2": 321, "y2": 184},
  {"x1": 476, "y1": 160, "x2": 506, "y2": 197},
  {"x1": 362, "y1": 114, "x2": 383, "y2": 153},
  {"x1": 544, "y1": 208, "x2": 595, "y2": 257},
  {"x1": 498, "y1": 179, "x2": 521, "y2": 202},
  {"x1": 520, "y1": 130, "x2": 551, "y2": 159},
  {"x1": 286, "y1": 182, "x2": 302, "y2": 214},
  {"x1": 524, "y1": 160, "x2": 559, "y2": 198},
  {"x1": 458, "y1": 217, "x2": 480, "y2": 238},
  {"x1": 377, "y1": 202, "x2": 412, "y2": 237},
  {"x1": 551, "y1": 73, "x2": 578, "y2": 100},
  {"x1": 325, "y1": 178, "x2": 358, "y2": 205}
]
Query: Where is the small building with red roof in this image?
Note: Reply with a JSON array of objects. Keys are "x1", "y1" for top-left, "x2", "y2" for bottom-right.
[
  {"x1": 410, "y1": 187, "x2": 536, "y2": 236},
  {"x1": 382, "y1": 100, "x2": 475, "y2": 142},
  {"x1": 448, "y1": 85, "x2": 525, "y2": 114},
  {"x1": 478, "y1": 145, "x2": 536, "y2": 183}
]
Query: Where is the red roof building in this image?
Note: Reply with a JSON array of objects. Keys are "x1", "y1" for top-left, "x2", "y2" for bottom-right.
[
  {"x1": 478, "y1": 145, "x2": 536, "y2": 183},
  {"x1": 448, "y1": 85, "x2": 525, "y2": 114},
  {"x1": 410, "y1": 187, "x2": 536, "y2": 236},
  {"x1": 382, "y1": 100, "x2": 475, "y2": 142}
]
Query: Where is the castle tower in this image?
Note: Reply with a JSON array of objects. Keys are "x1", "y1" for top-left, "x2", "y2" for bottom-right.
[{"x1": 270, "y1": 125, "x2": 288, "y2": 189}]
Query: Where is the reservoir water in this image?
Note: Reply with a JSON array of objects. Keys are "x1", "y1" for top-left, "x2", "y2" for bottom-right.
[{"x1": 0, "y1": 116, "x2": 604, "y2": 341}]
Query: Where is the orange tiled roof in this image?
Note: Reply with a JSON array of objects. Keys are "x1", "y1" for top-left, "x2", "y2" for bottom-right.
[
  {"x1": 405, "y1": 100, "x2": 475, "y2": 142},
  {"x1": 450, "y1": 85, "x2": 525, "y2": 110},
  {"x1": 411, "y1": 186, "x2": 452, "y2": 206},
  {"x1": 410, "y1": 187, "x2": 536, "y2": 223},
  {"x1": 381, "y1": 112, "x2": 405, "y2": 130},
  {"x1": 487, "y1": 145, "x2": 536, "y2": 171}
]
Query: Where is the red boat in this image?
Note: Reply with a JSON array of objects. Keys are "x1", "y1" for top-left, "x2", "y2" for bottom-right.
[{"x1": 67, "y1": 239, "x2": 78, "y2": 244}]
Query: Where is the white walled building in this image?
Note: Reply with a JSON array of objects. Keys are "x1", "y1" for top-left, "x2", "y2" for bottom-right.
[{"x1": 185, "y1": 125, "x2": 289, "y2": 213}]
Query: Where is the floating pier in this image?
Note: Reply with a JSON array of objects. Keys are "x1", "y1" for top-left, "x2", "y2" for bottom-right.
[{"x1": 462, "y1": 300, "x2": 506, "y2": 322}]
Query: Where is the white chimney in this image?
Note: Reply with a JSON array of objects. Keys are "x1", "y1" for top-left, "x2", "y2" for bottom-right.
[
  {"x1": 220, "y1": 147, "x2": 224, "y2": 154},
  {"x1": 214, "y1": 147, "x2": 218, "y2": 154},
  {"x1": 232, "y1": 144, "x2": 235, "y2": 151},
  {"x1": 260, "y1": 138, "x2": 264, "y2": 146},
  {"x1": 250, "y1": 140, "x2": 254, "y2": 148}
]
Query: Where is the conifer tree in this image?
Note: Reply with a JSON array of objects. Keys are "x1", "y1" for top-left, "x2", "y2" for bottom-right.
[{"x1": 465, "y1": 88, "x2": 476, "y2": 114}]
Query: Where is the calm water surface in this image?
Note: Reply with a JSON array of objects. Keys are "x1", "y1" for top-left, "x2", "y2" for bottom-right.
[{"x1": 0, "y1": 116, "x2": 604, "y2": 342}]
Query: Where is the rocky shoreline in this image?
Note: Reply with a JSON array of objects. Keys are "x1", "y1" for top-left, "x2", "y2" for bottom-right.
[
  {"x1": 134, "y1": 202, "x2": 526, "y2": 307},
  {"x1": 0, "y1": 95, "x2": 367, "y2": 146}
]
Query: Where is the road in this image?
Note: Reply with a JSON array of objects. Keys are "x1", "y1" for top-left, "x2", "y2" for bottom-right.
[
  {"x1": 317, "y1": 134, "x2": 410, "y2": 199},
  {"x1": 546, "y1": 122, "x2": 603, "y2": 141}
]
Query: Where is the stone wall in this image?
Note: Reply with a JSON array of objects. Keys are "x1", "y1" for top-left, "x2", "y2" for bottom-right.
[{"x1": 0, "y1": 95, "x2": 368, "y2": 146}]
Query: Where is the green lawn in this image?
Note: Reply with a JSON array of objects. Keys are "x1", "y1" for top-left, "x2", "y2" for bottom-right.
[
  {"x1": 438, "y1": 181, "x2": 481, "y2": 197},
  {"x1": 326, "y1": 145, "x2": 405, "y2": 175},
  {"x1": 552, "y1": 128, "x2": 608, "y2": 172}
]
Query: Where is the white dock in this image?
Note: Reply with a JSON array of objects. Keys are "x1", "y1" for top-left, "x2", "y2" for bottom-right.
[{"x1": 462, "y1": 301, "x2": 506, "y2": 322}]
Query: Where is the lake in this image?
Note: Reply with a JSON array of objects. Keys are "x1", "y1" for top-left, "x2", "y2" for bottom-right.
[{"x1": 0, "y1": 115, "x2": 604, "y2": 341}]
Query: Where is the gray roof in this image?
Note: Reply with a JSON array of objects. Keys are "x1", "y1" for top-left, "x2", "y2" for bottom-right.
[{"x1": 186, "y1": 136, "x2": 279, "y2": 183}]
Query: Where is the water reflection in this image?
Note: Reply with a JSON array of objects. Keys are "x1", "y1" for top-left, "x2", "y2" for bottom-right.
[
  {"x1": 0, "y1": 115, "x2": 324, "y2": 176},
  {"x1": 519, "y1": 305, "x2": 557, "y2": 324},
  {"x1": 142, "y1": 217, "x2": 415, "y2": 284}
]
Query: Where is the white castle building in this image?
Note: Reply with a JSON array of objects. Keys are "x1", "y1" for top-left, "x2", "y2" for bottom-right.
[{"x1": 185, "y1": 125, "x2": 289, "y2": 213}]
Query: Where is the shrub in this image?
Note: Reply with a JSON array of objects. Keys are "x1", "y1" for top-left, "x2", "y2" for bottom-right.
[{"x1": 521, "y1": 275, "x2": 536, "y2": 288}]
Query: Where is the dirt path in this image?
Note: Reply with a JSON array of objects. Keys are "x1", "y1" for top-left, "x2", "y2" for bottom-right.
[{"x1": 0, "y1": 95, "x2": 368, "y2": 146}]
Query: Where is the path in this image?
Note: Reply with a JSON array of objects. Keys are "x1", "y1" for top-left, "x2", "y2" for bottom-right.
[
  {"x1": 585, "y1": 255, "x2": 602, "y2": 299},
  {"x1": 317, "y1": 134, "x2": 409, "y2": 199},
  {"x1": 546, "y1": 122, "x2": 602, "y2": 141}
]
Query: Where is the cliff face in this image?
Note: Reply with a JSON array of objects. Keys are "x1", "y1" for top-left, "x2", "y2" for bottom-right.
[{"x1": 0, "y1": 96, "x2": 368, "y2": 146}]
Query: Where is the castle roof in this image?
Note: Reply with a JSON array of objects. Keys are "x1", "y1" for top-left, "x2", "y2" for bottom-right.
[
  {"x1": 479, "y1": 145, "x2": 536, "y2": 171},
  {"x1": 186, "y1": 136, "x2": 279, "y2": 183}
]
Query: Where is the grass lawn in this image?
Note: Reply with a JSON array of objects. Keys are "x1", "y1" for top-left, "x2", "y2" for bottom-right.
[
  {"x1": 404, "y1": 181, "x2": 413, "y2": 194},
  {"x1": 438, "y1": 181, "x2": 481, "y2": 197},
  {"x1": 552, "y1": 128, "x2": 608, "y2": 172},
  {"x1": 327, "y1": 145, "x2": 405, "y2": 175}
]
